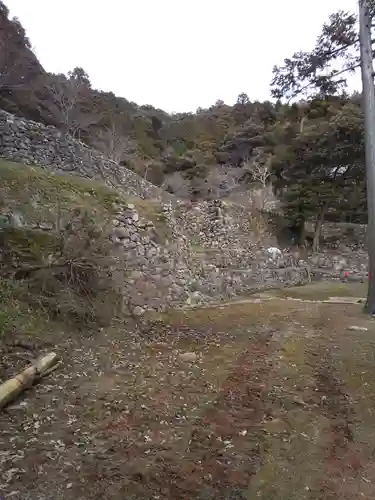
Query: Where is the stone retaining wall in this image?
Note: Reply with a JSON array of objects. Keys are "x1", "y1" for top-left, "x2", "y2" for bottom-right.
[
  {"x1": 0, "y1": 109, "x2": 170, "y2": 201},
  {"x1": 110, "y1": 202, "x2": 311, "y2": 314},
  {"x1": 0, "y1": 109, "x2": 367, "y2": 314},
  {"x1": 305, "y1": 221, "x2": 367, "y2": 250}
]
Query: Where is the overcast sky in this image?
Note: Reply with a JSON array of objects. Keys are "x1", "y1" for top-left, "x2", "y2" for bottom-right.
[{"x1": 7, "y1": 0, "x2": 360, "y2": 113}]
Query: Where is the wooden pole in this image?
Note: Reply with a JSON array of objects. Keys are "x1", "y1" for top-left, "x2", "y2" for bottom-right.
[{"x1": 359, "y1": 0, "x2": 375, "y2": 313}]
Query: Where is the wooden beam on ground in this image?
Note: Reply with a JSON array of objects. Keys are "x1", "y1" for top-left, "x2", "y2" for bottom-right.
[{"x1": 0, "y1": 352, "x2": 60, "y2": 410}]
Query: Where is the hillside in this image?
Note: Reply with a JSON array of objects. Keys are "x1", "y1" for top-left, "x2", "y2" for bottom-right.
[
  {"x1": 0, "y1": 152, "x2": 371, "y2": 499},
  {"x1": 0, "y1": 157, "x2": 298, "y2": 323},
  {"x1": 0, "y1": 154, "x2": 368, "y2": 332},
  {"x1": 0, "y1": 1, "x2": 368, "y2": 247},
  {"x1": 1, "y1": 4, "x2": 375, "y2": 499}
]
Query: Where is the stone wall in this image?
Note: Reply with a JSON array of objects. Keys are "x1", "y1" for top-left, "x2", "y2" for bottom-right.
[
  {"x1": 110, "y1": 202, "x2": 311, "y2": 313},
  {"x1": 166, "y1": 199, "x2": 277, "y2": 270},
  {"x1": 94, "y1": 198, "x2": 372, "y2": 311},
  {"x1": 307, "y1": 249, "x2": 368, "y2": 281},
  {"x1": 0, "y1": 109, "x2": 367, "y2": 314},
  {"x1": 172, "y1": 200, "x2": 275, "y2": 249},
  {"x1": 0, "y1": 109, "x2": 170, "y2": 201},
  {"x1": 305, "y1": 221, "x2": 367, "y2": 250},
  {"x1": 320, "y1": 222, "x2": 367, "y2": 250},
  {"x1": 111, "y1": 203, "x2": 193, "y2": 314}
]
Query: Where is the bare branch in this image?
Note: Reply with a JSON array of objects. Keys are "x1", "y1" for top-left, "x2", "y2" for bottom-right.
[
  {"x1": 46, "y1": 72, "x2": 98, "y2": 136},
  {"x1": 243, "y1": 149, "x2": 272, "y2": 187},
  {"x1": 97, "y1": 121, "x2": 133, "y2": 163}
]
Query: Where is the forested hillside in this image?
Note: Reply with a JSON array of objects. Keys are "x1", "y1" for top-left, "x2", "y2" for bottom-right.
[{"x1": 0, "y1": 1, "x2": 368, "y2": 245}]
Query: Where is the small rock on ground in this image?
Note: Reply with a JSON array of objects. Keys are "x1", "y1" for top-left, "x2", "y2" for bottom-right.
[
  {"x1": 348, "y1": 325, "x2": 368, "y2": 331},
  {"x1": 178, "y1": 352, "x2": 198, "y2": 362}
]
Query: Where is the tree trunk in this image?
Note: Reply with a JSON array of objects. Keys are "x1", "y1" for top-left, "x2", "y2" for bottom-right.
[
  {"x1": 296, "y1": 220, "x2": 306, "y2": 247},
  {"x1": 359, "y1": 0, "x2": 375, "y2": 315},
  {"x1": 312, "y1": 203, "x2": 328, "y2": 253}
]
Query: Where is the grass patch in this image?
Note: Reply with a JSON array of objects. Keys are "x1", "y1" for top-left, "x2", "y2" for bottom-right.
[
  {"x1": 152, "y1": 297, "x2": 375, "y2": 499},
  {"x1": 0, "y1": 278, "x2": 52, "y2": 342},
  {"x1": 0, "y1": 159, "x2": 121, "y2": 226},
  {"x1": 271, "y1": 281, "x2": 367, "y2": 301}
]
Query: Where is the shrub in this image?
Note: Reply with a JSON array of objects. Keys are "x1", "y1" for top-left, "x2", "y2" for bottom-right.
[{"x1": 0, "y1": 209, "x2": 126, "y2": 329}]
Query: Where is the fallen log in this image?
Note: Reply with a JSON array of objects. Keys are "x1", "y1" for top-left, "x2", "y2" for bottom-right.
[{"x1": 0, "y1": 352, "x2": 60, "y2": 410}]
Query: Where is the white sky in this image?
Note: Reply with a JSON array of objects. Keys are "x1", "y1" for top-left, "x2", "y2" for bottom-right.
[{"x1": 7, "y1": 0, "x2": 361, "y2": 113}]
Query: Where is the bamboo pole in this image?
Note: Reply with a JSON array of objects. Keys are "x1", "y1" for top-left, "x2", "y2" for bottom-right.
[{"x1": 0, "y1": 352, "x2": 60, "y2": 410}]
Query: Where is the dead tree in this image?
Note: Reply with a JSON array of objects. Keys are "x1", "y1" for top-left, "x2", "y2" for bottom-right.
[
  {"x1": 243, "y1": 150, "x2": 275, "y2": 210},
  {"x1": 47, "y1": 72, "x2": 98, "y2": 136},
  {"x1": 98, "y1": 120, "x2": 133, "y2": 163}
]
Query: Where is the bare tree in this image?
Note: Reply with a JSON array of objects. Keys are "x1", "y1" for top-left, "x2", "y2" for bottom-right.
[
  {"x1": 98, "y1": 120, "x2": 133, "y2": 162},
  {"x1": 242, "y1": 149, "x2": 278, "y2": 210},
  {"x1": 47, "y1": 74, "x2": 81, "y2": 134},
  {"x1": 47, "y1": 70, "x2": 98, "y2": 136},
  {"x1": 244, "y1": 148, "x2": 272, "y2": 186}
]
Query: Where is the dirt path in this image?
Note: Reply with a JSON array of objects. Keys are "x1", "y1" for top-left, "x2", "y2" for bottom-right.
[{"x1": 1, "y1": 284, "x2": 375, "y2": 499}]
